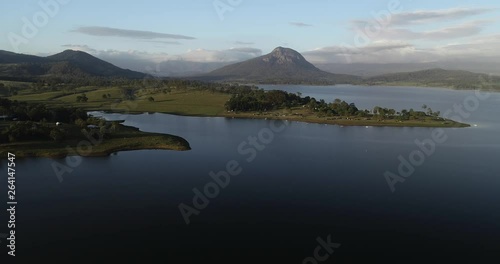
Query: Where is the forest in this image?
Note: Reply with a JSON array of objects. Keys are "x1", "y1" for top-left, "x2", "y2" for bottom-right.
[{"x1": 224, "y1": 88, "x2": 441, "y2": 121}]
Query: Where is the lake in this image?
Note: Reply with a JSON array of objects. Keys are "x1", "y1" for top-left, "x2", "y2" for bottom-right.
[{"x1": 2, "y1": 85, "x2": 500, "y2": 262}]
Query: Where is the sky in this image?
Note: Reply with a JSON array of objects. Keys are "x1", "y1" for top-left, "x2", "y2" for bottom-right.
[{"x1": 1, "y1": 0, "x2": 500, "y2": 69}]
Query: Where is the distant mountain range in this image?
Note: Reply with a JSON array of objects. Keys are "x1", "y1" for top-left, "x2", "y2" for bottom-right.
[
  {"x1": 0, "y1": 50, "x2": 147, "y2": 81},
  {"x1": 0, "y1": 48, "x2": 498, "y2": 90},
  {"x1": 314, "y1": 61, "x2": 500, "y2": 77},
  {"x1": 196, "y1": 47, "x2": 361, "y2": 84},
  {"x1": 192, "y1": 47, "x2": 499, "y2": 89},
  {"x1": 364, "y1": 68, "x2": 500, "y2": 89}
]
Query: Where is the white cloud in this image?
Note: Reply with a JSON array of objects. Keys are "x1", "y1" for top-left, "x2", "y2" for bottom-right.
[
  {"x1": 303, "y1": 33, "x2": 500, "y2": 64},
  {"x1": 349, "y1": 6, "x2": 495, "y2": 44},
  {"x1": 373, "y1": 20, "x2": 490, "y2": 40},
  {"x1": 143, "y1": 40, "x2": 182, "y2": 45},
  {"x1": 289, "y1": 22, "x2": 313, "y2": 27},
  {"x1": 234, "y1": 41, "x2": 255, "y2": 45},
  {"x1": 352, "y1": 7, "x2": 492, "y2": 28},
  {"x1": 59, "y1": 44, "x2": 262, "y2": 74},
  {"x1": 172, "y1": 47, "x2": 262, "y2": 62},
  {"x1": 71, "y1": 26, "x2": 195, "y2": 40},
  {"x1": 390, "y1": 7, "x2": 492, "y2": 25},
  {"x1": 303, "y1": 41, "x2": 425, "y2": 63}
]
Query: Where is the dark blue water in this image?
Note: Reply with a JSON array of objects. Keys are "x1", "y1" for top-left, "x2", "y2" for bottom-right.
[{"x1": 1, "y1": 85, "x2": 500, "y2": 262}]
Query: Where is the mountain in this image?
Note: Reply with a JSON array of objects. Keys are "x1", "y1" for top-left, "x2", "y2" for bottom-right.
[
  {"x1": 365, "y1": 68, "x2": 500, "y2": 90},
  {"x1": 315, "y1": 62, "x2": 500, "y2": 77},
  {"x1": 0, "y1": 50, "x2": 46, "y2": 64},
  {"x1": 0, "y1": 50, "x2": 147, "y2": 81},
  {"x1": 316, "y1": 62, "x2": 443, "y2": 77},
  {"x1": 198, "y1": 47, "x2": 360, "y2": 84}
]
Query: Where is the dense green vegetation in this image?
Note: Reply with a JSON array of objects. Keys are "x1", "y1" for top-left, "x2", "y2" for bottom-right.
[
  {"x1": 0, "y1": 97, "x2": 88, "y2": 143},
  {"x1": 0, "y1": 98, "x2": 190, "y2": 157},
  {"x1": 0, "y1": 121, "x2": 191, "y2": 158},
  {"x1": 224, "y1": 88, "x2": 448, "y2": 123}
]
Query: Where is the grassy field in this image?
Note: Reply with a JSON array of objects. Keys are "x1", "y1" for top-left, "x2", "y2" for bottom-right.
[
  {"x1": 0, "y1": 122, "x2": 190, "y2": 158},
  {"x1": 8, "y1": 87, "x2": 231, "y2": 116}
]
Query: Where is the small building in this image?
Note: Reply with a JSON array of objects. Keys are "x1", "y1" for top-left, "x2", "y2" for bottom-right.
[{"x1": 87, "y1": 125, "x2": 99, "y2": 129}]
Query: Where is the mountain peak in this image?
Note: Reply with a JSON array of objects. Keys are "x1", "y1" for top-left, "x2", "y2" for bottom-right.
[
  {"x1": 61, "y1": 49, "x2": 85, "y2": 54},
  {"x1": 48, "y1": 49, "x2": 94, "y2": 61},
  {"x1": 265, "y1": 47, "x2": 307, "y2": 65},
  {"x1": 202, "y1": 47, "x2": 360, "y2": 84},
  {"x1": 272, "y1": 46, "x2": 292, "y2": 53}
]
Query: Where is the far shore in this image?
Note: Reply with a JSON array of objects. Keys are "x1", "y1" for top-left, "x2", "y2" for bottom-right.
[{"x1": 251, "y1": 83, "x2": 500, "y2": 92}]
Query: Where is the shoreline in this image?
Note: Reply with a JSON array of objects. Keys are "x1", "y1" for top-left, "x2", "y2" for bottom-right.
[
  {"x1": 0, "y1": 123, "x2": 191, "y2": 159},
  {"x1": 219, "y1": 112, "x2": 470, "y2": 128},
  {"x1": 254, "y1": 83, "x2": 500, "y2": 92},
  {"x1": 91, "y1": 109, "x2": 470, "y2": 128}
]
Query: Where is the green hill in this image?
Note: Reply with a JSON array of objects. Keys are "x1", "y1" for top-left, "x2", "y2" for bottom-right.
[{"x1": 0, "y1": 49, "x2": 147, "y2": 81}]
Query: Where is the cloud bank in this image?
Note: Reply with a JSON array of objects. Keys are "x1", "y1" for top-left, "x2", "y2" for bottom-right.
[{"x1": 71, "y1": 26, "x2": 196, "y2": 40}]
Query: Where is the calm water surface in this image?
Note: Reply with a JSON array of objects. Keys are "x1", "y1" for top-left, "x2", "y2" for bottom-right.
[{"x1": 2, "y1": 85, "x2": 500, "y2": 262}]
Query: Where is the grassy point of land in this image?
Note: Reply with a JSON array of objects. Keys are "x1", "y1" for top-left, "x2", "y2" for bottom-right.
[
  {"x1": 220, "y1": 108, "x2": 470, "y2": 128},
  {"x1": 0, "y1": 123, "x2": 190, "y2": 159}
]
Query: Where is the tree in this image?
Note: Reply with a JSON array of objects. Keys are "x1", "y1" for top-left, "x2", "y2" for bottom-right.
[
  {"x1": 427, "y1": 108, "x2": 433, "y2": 116},
  {"x1": 50, "y1": 129, "x2": 65, "y2": 142},
  {"x1": 27, "y1": 105, "x2": 47, "y2": 121},
  {"x1": 76, "y1": 94, "x2": 88, "y2": 102},
  {"x1": 378, "y1": 108, "x2": 387, "y2": 119},
  {"x1": 307, "y1": 98, "x2": 317, "y2": 110},
  {"x1": 74, "y1": 119, "x2": 87, "y2": 128},
  {"x1": 422, "y1": 104, "x2": 427, "y2": 110},
  {"x1": 99, "y1": 126, "x2": 108, "y2": 139},
  {"x1": 148, "y1": 96, "x2": 155, "y2": 102},
  {"x1": 110, "y1": 121, "x2": 119, "y2": 132}
]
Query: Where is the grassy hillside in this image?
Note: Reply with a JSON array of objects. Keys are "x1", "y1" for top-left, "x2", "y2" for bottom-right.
[{"x1": 7, "y1": 85, "x2": 231, "y2": 116}]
